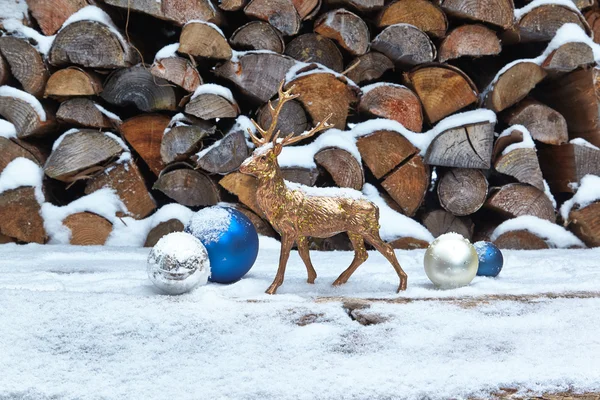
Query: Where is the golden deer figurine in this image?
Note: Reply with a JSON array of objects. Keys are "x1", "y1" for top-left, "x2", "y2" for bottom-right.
[{"x1": 239, "y1": 83, "x2": 408, "y2": 295}]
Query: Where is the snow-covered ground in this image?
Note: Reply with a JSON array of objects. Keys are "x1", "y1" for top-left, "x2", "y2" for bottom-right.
[{"x1": 1, "y1": 242, "x2": 600, "y2": 399}]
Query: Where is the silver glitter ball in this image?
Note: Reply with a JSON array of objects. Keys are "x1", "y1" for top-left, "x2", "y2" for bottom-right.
[
  {"x1": 147, "y1": 232, "x2": 211, "y2": 295},
  {"x1": 424, "y1": 232, "x2": 479, "y2": 289}
]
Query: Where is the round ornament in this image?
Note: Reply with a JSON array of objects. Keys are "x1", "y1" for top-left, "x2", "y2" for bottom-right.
[
  {"x1": 474, "y1": 241, "x2": 504, "y2": 277},
  {"x1": 147, "y1": 231, "x2": 211, "y2": 295},
  {"x1": 424, "y1": 232, "x2": 479, "y2": 289},
  {"x1": 186, "y1": 206, "x2": 259, "y2": 284}
]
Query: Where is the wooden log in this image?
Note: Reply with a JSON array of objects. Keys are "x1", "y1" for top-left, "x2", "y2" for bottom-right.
[
  {"x1": 403, "y1": 64, "x2": 478, "y2": 124},
  {"x1": 154, "y1": 168, "x2": 221, "y2": 207},
  {"x1": 214, "y1": 52, "x2": 296, "y2": 103},
  {"x1": 538, "y1": 142, "x2": 600, "y2": 193},
  {"x1": 150, "y1": 56, "x2": 203, "y2": 93},
  {"x1": 284, "y1": 34, "x2": 344, "y2": 72},
  {"x1": 44, "y1": 130, "x2": 124, "y2": 182},
  {"x1": 281, "y1": 167, "x2": 319, "y2": 185},
  {"x1": 101, "y1": 65, "x2": 177, "y2": 112},
  {"x1": 0, "y1": 54, "x2": 9, "y2": 86},
  {"x1": 56, "y1": 98, "x2": 114, "y2": 129},
  {"x1": 0, "y1": 186, "x2": 46, "y2": 243},
  {"x1": 26, "y1": 0, "x2": 87, "y2": 35},
  {"x1": 314, "y1": 9, "x2": 369, "y2": 56},
  {"x1": 179, "y1": 21, "x2": 232, "y2": 60},
  {"x1": 63, "y1": 212, "x2": 112, "y2": 245},
  {"x1": 566, "y1": 202, "x2": 600, "y2": 247},
  {"x1": 484, "y1": 62, "x2": 547, "y2": 113},
  {"x1": 421, "y1": 209, "x2": 474, "y2": 240},
  {"x1": 514, "y1": 4, "x2": 591, "y2": 43},
  {"x1": 257, "y1": 98, "x2": 308, "y2": 137},
  {"x1": 494, "y1": 230, "x2": 550, "y2": 250},
  {"x1": 0, "y1": 91, "x2": 55, "y2": 139},
  {"x1": 0, "y1": 137, "x2": 39, "y2": 173},
  {"x1": 0, "y1": 233, "x2": 15, "y2": 244},
  {"x1": 371, "y1": 24, "x2": 436, "y2": 67},
  {"x1": 358, "y1": 83, "x2": 423, "y2": 132},
  {"x1": 102, "y1": 0, "x2": 219, "y2": 25},
  {"x1": 389, "y1": 236, "x2": 430, "y2": 250},
  {"x1": 244, "y1": 0, "x2": 301, "y2": 36},
  {"x1": 345, "y1": 52, "x2": 394, "y2": 85},
  {"x1": 493, "y1": 128, "x2": 545, "y2": 191},
  {"x1": 541, "y1": 42, "x2": 595, "y2": 75},
  {"x1": 377, "y1": 0, "x2": 448, "y2": 38},
  {"x1": 325, "y1": 0, "x2": 383, "y2": 13},
  {"x1": 440, "y1": 0, "x2": 514, "y2": 29},
  {"x1": 381, "y1": 155, "x2": 428, "y2": 216},
  {"x1": 144, "y1": 219, "x2": 185, "y2": 247},
  {"x1": 161, "y1": 118, "x2": 215, "y2": 165},
  {"x1": 438, "y1": 24, "x2": 501, "y2": 63},
  {"x1": 425, "y1": 121, "x2": 494, "y2": 169},
  {"x1": 219, "y1": 172, "x2": 264, "y2": 217},
  {"x1": 230, "y1": 22, "x2": 285, "y2": 53},
  {"x1": 185, "y1": 92, "x2": 240, "y2": 120},
  {"x1": 219, "y1": 0, "x2": 247, "y2": 11},
  {"x1": 120, "y1": 114, "x2": 171, "y2": 176},
  {"x1": 44, "y1": 68, "x2": 103, "y2": 98},
  {"x1": 535, "y1": 68, "x2": 600, "y2": 147},
  {"x1": 9, "y1": 138, "x2": 47, "y2": 166},
  {"x1": 485, "y1": 183, "x2": 556, "y2": 222},
  {"x1": 572, "y1": 0, "x2": 595, "y2": 10},
  {"x1": 194, "y1": 130, "x2": 250, "y2": 174},
  {"x1": 230, "y1": 205, "x2": 278, "y2": 238},
  {"x1": 438, "y1": 168, "x2": 488, "y2": 216},
  {"x1": 585, "y1": 8, "x2": 600, "y2": 44},
  {"x1": 85, "y1": 161, "x2": 156, "y2": 219},
  {"x1": 285, "y1": 68, "x2": 359, "y2": 129},
  {"x1": 356, "y1": 130, "x2": 417, "y2": 179},
  {"x1": 314, "y1": 147, "x2": 364, "y2": 190},
  {"x1": 0, "y1": 37, "x2": 49, "y2": 97},
  {"x1": 291, "y1": 0, "x2": 321, "y2": 19},
  {"x1": 49, "y1": 20, "x2": 136, "y2": 68},
  {"x1": 502, "y1": 99, "x2": 568, "y2": 145}
]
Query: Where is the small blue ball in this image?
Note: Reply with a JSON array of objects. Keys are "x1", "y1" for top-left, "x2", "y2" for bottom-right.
[
  {"x1": 186, "y1": 206, "x2": 259, "y2": 284},
  {"x1": 474, "y1": 241, "x2": 504, "y2": 277}
]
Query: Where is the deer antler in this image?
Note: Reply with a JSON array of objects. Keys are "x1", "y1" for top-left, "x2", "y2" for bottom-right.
[
  {"x1": 279, "y1": 114, "x2": 334, "y2": 146},
  {"x1": 247, "y1": 81, "x2": 299, "y2": 146}
]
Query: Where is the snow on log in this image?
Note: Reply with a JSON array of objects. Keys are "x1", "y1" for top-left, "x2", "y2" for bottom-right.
[
  {"x1": 314, "y1": 9, "x2": 369, "y2": 56},
  {"x1": 0, "y1": 37, "x2": 49, "y2": 97}
]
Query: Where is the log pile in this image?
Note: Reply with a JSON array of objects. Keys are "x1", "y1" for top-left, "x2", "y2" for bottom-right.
[{"x1": 1, "y1": 0, "x2": 600, "y2": 250}]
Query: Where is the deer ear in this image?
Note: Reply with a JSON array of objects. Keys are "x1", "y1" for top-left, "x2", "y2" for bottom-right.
[{"x1": 273, "y1": 142, "x2": 283, "y2": 155}]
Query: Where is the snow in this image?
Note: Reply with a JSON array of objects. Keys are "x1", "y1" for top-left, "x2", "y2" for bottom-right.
[
  {"x1": 363, "y1": 184, "x2": 434, "y2": 243},
  {"x1": 41, "y1": 189, "x2": 128, "y2": 244},
  {"x1": 499, "y1": 125, "x2": 536, "y2": 156},
  {"x1": 0, "y1": 19, "x2": 55, "y2": 56},
  {"x1": 0, "y1": 85, "x2": 46, "y2": 121},
  {"x1": 560, "y1": 174, "x2": 600, "y2": 220},
  {"x1": 94, "y1": 104, "x2": 122, "y2": 122},
  {"x1": 154, "y1": 43, "x2": 180, "y2": 61},
  {"x1": 191, "y1": 83, "x2": 235, "y2": 103},
  {"x1": 103, "y1": 131, "x2": 129, "y2": 151},
  {"x1": 285, "y1": 61, "x2": 359, "y2": 89},
  {"x1": 1, "y1": 244, "x2": 600, "y2": 399},
  {"x1": 543, "y1": 179, "x2": 557, "y2": 209},
  {"x1": 185, "y1": 19, "x2": 225, "y2": 38},
  {"x1": 52, "y1": 129, "x2": 128, "y2": 152},
  {"x1": 0, "y1": 157, "x2": 44, "y2": 202},
  {"x1": 514, "y1": 0, "x2": 580, "y2": 20},
  {"x1": 361, "y1": 82, "x2": 408, "y2": 94},
  {"x1": 0, "y1": 119, "x2": 16, "y2": 138},
  {"x1": 570, "y1": 137, "x2": 600, "y2": 150},
  {"x1": 286, "y1": 180, "x2": 365, "y2": 199},
  {"x1": 230, "y1": 49, "x2": 279, "y2": 63},
  {"x1": 163, "y1": 113, "x2": 191, "y2": 135},
  {"x1": 186, "y1": 206, "x2": 232, "y2": 243},
  {"x1": 51, "y1": 128, "x2": 78, "y2": 151},
  {"x1": 234, "y1": 115, "x2": 257, "y2": 149},
  {"x1": 60, "y1": 6, "x2": 129, "y2": 52},
  {"x1": 0, "y1": 0, "x2": 28, "y2": 20},
  {"x1": 490, "y1": 216, "x2": 584, "y2": 248}
]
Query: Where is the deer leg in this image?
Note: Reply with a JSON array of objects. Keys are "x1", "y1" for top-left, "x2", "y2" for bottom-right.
[
  {"x1": 363, "y1": 231, "x2": 408, "y2": 292},
  {"x1": 266, "y1": 234, "x2": 295, "y2": 295},
  {"x1": 297, "y1": 236, "x2": 317, "y2": 284},
  {"x1": 332, "y1": 233, "x2": 368, "y2": 286}
]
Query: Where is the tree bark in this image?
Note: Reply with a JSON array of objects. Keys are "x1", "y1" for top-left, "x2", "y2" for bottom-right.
[{"x1": 538, "y1": 142, "x2": 600, "y2": 193}]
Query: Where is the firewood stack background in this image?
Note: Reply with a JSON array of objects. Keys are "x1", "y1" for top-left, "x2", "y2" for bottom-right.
[{"x1": 1, "y1": 0, "x2": 600, "y2": 250}]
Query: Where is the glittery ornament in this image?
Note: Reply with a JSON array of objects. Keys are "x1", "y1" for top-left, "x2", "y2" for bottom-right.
[
  {"x1": 424, "y1": 233, "x2": 479, "y2": 289},
  {"x1": 474, "y1": 241, "x2": 504, "y2": 277},
  {"x1": 239, "y1": 82, "x2": 408, "y2": 294}
]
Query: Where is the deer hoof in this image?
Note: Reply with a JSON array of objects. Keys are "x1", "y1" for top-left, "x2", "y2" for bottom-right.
[
  {"x1": 307, "y1": 277, "x2": 316, "y2": 284},
  {"x1": 397, "y1": 280, "x2": 408, "y2": 292},
  {"x1": 265, "y1": 284, "x2": 279, "y2": 295}
]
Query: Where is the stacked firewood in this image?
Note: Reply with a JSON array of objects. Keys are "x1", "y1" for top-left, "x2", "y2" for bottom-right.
[{"x1": 1, "y1": 0, "x2": 600, "y2": 249}]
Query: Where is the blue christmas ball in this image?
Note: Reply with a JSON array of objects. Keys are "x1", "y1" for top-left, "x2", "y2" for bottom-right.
[
  {"x1": 474, "y1": 241, "x2": 504, "y2": 277},
  {"x1": 185, "y1": 206, "x2": 259, "y2": 284}
]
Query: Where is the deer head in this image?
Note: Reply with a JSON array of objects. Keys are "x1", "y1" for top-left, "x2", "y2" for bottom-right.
[{"x1": 239, "y1": 82, "x2": 333, "y2": 180}]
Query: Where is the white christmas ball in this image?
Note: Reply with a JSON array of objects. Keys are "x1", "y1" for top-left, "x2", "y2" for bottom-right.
[
  {"x1": 147, "y1": 231, "x2": 211, "y2": 295},
  {"x1": 424, "y1": 232, "x2": 479, "y2": 289}
]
